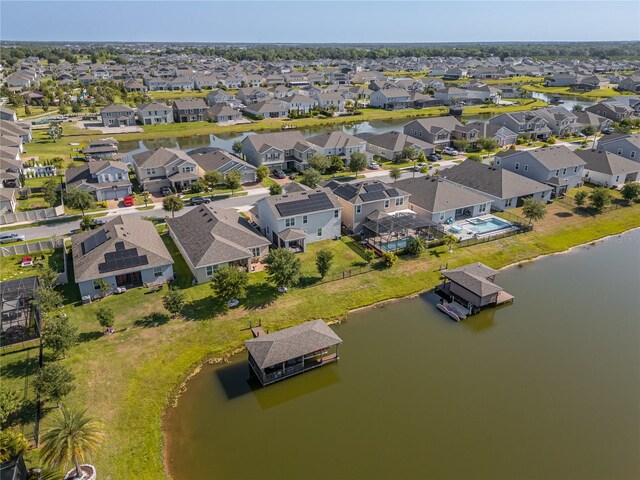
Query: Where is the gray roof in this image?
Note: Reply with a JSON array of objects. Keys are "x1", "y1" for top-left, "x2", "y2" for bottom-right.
[
  {"x1": 307, "y1": 131, "x2": 363, "y2": 150},
  {"x1": 65, "y1": 161, "x2": 130, "y2": 190},
  {"x1": 243, "y1": 131, "x2": 317, "y2": 154},
  {"x1": 259, "y1": 187, "x2": 342, "y2": 219},
  {"x1": 395, "y1": 176, "x2": 490, "y2": 213},
  {"x1": 442, "y1": 160, "x2": 551, "y2": 199},
  {"x1": 101, "y1": 103, "x2": 134, "y2": 114},
  {"x1": 173, "y1": 98, "x2": 207, "y2": 110},
  {"x1": 188, "y1": 148, "x2": 256, "y2": 173},
  {"x1": 404, "y1": 116, "x2": 463, "y2": 134},
  {"x1": 575, "y1": 149, "x2": 640, "y2": 176},
  {"x1": 442, "y1": 262, "x2": 503, "y2": 297},
  {"x1": 245, "y1": 320, "x2": 343, "y2": 369},
  {"x1": 361, "y1": 131, "x2": 433, "y2": 152},
  {"x1": 72, "y1": 215, "x2": 173, "y2": 283},
  {"x1": 137, "y1": 102, "x2": 171, "y2": 112},
  {"x1": 131, "y1": 148, "x2": 193, "y2": 169},
  {"x1": 496, "y1": 145, "x2": 586, "y2": 170},
  {"x1": 167, "y1": 205, "x2": 269, "y2": 268},
  {"x1": 327, "y1": 179, "x2": 409, "y2": 205}
]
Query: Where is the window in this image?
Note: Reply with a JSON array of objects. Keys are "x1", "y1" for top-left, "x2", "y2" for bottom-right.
[
  {"x1": 334, "y1": 209, "x2": 339, "y2": 218},
  {"x1": 515, "y1": 162, "x2": 520, "y2": 170},
  {"x1": 479, "y1": 203, "x2": 487, "y2": 213},
  {"x1": 631, "y1": 151, "x2": 636, "y2": 158},
  {"x1": 93, "y1": 280, "x2": 103, "y2": 290},
  {"x1": 562, "y1": 168, "x2": 567, "y2": 175},
  {"x1": 355, "y1": 205, "x2": 362, "y2": 214},
  {"x1": 285, "y1": 217, "x2": 296, "y2": 227},
  {"x1": 317, "y1": 228, "x2": 323, "y2": 237},
  {"x1": 153, "y1": 266, "x2": 163, "y2": 278},
  {"x1": 302, "y1": 215, "x2": 308, "y2": 224},
  {"x1": 250, "y1": 247, "x2": 261, "y2": 257},
  {"x1": 555, "y1": 170, "x2": 560, "y2": 176},
  {"x1": 439, "y1": 212, "x2": 445, "y2": 221},
  {"x1": 615, "y1": 176, "x2": 620, "y2": 182},
  {"x1": 524, "y1": 165, "x2": 528, "y2": 171},
  {"x1": 384, "y1": 199, "x2": 390, "y2": 209},
  {"x1": 505, "y1": 198, "x2": 513, "y2": 207},
  {"x1": 395, "y1": 197, "x2": 404, "y2": 206},
  {"x1": 618, "y1": 148, "x2": 623, "y2": 155},
  {"x1": 574, "y1": 166, "x2": 578, "y2": 173},
  {"x1": 147, "y1": 168, "x2": 156, "y2": 176},
  {"x1": 206, "y1": 265, "x2": 218, "y2": 277}
]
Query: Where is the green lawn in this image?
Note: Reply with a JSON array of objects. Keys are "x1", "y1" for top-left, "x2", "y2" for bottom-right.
[
  {"x1": 520, "y1": 84, "x2": 634, "y2": 99},
  {"x1": 146, "y1": 90, "x2": 208, "y2": 101},
  {"x1": 0, "y1": 248, "x2": 65, "y2": 282},
  {"x1": 462, "y1": 98, "x2": 547, "y2": 115},
  {"x1": 2, "y1": 201, "x2": 638, "y2": 477}
]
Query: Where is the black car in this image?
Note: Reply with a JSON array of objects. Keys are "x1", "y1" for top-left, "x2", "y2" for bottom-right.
[
  {"x1": 427, "y1": 153, "x2": 442, "y2": 161},
  {"x1": 190, "y1": 196, "x2": 211, "y2": 206},
  {"x1": 160, "y1": 187, "x2": 173, "y2": 196}
]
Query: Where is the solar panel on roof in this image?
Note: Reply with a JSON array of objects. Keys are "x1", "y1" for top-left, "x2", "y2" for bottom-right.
[
  {"x1": 359, "y1": 191, "x2": 387, "y2": 202},
  {"x1": 363, "y1": 183, "x2": 385, "y2": 193},
  {"x1": 115, "y1": 242, "x2": 125, "y2": 251},
  {"x1": 386, "y1": 188, "x2": 400, "y2": 197},
  {"x1": 98, "y1": 254, "x2": 149, "y2": 274},
  {"x1": 81, "y1": 230, "x2": 107, "y2": 254},
  {"x1": 275, "y1": 193, "x2": 334, "y2": 217}
]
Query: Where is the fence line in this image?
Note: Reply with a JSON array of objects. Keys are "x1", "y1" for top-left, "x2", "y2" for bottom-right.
[
  {"x1": 0, "y1": 238, "x2": 61, "y2": 258},
  {"x1": 301, "y1": 264, "x2": 377, "y2": 288},
  {"x1": 0, "y1": 205, "x2": 65, "y2": 225}
]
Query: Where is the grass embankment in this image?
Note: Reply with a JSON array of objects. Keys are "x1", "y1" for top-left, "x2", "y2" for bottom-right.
[
  {"x1": 462, "y1": 98, "x2": 547, "y2": 115},
  {"x1": 520, "y1": 84, "x2": 633, "y2": 99},
  {"x1": 2, "y1": 199, "x2": 635, "y2": 478},
  {"x1": 446, "y1": 75, "x2": 543, "y2": 86}
]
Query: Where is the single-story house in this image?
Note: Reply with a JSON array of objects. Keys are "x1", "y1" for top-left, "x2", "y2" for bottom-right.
[{"x1": 575, "y1": 149, "x2": 640, "y2": 187}]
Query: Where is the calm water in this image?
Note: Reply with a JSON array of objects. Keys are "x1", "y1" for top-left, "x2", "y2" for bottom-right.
[{"x1": 165, "y1": 230, "x2": 640, "y2": 480}]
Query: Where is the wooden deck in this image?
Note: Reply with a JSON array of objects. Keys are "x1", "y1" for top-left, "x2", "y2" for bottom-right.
[
  {"x1": 250, "y1": 326, "x2": 265, "y2": 338},
  {"x1": 496, "y1": 290, "x2": 515, "y2": 305}
]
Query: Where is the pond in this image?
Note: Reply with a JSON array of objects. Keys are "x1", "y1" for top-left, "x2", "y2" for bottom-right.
[{"x1": 165, "y1": 229, "x2": 640, "y2": 480}]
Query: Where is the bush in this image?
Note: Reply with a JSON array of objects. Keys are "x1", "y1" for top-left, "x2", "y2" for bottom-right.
[
  {"x1": 382, "y1": 251, "x2": 397, "y2": 268},
  {"x1": 467, "y1": 154, "x2": 482, "y2": 162}
]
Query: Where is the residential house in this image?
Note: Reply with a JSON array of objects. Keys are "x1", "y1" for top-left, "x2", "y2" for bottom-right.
[
  {"x1": 488, "y1": 111, "x2": 552, "y2": 140},
  {"x1": 465, "y1": 122, "x2": 519, "y2": 147},
  {"x1": 574, "y1": 111, "x2": 613, "y2": 132},
  {"x1": 0, "y1": 106, "x2": 18, "y2": 122},
  {"x1": 0, "y1": 187, "x2": 17, "y2": 213},
  {"x1": 131, "y1": 148, "x2": 201, "y2": 192},
  {"x1": 0, "y1": 120, "x2": 32, "y2": 143},
  {"x1": 534, "y1": 106, "x2": 579, "y2": 136},
  {"x1": 241, "y1": 131, "x2": 320, "y2": 171},
  {"x1": 395, "y1": 176, "x2": 492, "y2": 224},
  {"x1": 188, "y1": 147, "x2": 257, "y2": 183},
  {"x1": 441, "y1": 160, "x2": 553, "y2": 210},
  {"x1": 82, "y1": 138, "x2": 119, "y2": 159},
  {"x1": 172, "y1": 98, "x2": 207, "y2": 122},
  {"x1": 65, "y1": 160, "x2": 132, "y2": 201},
  {"x1": 281, "y1": 95, "x2": 318, "y2": 114},
  {"x1": 326, "y1": 179, "x2": 411, "y2": 233},
  {"x1": 237, "y1": 87, "x2": 272, "y2": 104},
  {"x1": 494, "y1": 145, "x2": 586, "y2": 197},
  {"x1": 207, "y1": 104, "x2": 243, "y2": 123},
  {"x1": 252, "y1": 188, "x2": 342, "y2": 251},
  {"x1": 369, "y1": 88, "x2": 412, "y2": 109},
  {"x1": 313, "y1": 92, "x2": 346, "y2": 111},
  {"x1": 167, "y1": 205, "x2": 270, "y2": 284},
  {"x1": 206, "y1": 89, "x2": 236, "y2": 105},
  {"x1": 306, "y1": 131, "x2": 367, "y2": 164},
  {"x1": 137, "y1": 102, "x2": 174, "y2": 125},
  {"x1": 71, "y1": 216, "x2": 174, "y2": 298},
  {"x1": 616, "y1": 75, "x2": 640, "y2": 93},
  {"x1": 597, "y1": 133, "x2": 640, "y2": 163},
  {"x1": 545, "y1": 74, "x2": 578, "y2": 87},
  {"x1": 576, "y1": 149, "x2": 640, "y2": 187},
  {"x1": 357, "y1": 131, "x2": 434, "y2": 161},
  {"x1": 403, "y1": 116, "x2": 464, "y2": 147},
  {"x1": 585, "y1": 100, "x2": 633, "y2": 122},
  {"x1": 100, "y1": 104, "x2": 136, "y2": 127},
  {"x1": 243, "y1": 100, "x2": 288, "y2": 119}
]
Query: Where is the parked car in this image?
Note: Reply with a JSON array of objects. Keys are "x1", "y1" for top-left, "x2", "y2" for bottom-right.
[
  {"x1": 369, "y1": 162, "x2": 380, "y2": 170},
  {"x1": 442, "y1": 147, "x2": 459, "y2": 156},
  {"x1": 122, "y1": 195, "x2": 135, "y2": 207},
  {"x1": 160, "y1": 187, "x2": 172, "y2": 196},
  {"x1": 0, "y1": 233, "x2": 26, "y2": 244},
  {"x1": 272, "y1": 170, "x2": 286, "y2": 179},
  {"x1": 80, "y1": 218, "x2": 107, "y2": 231},
  {"x1": 428, "y1": 153, "x2": 442, "y2": 161},
  {"x1": 190, "y1": 196, "x2": 211, "y2": 206}
]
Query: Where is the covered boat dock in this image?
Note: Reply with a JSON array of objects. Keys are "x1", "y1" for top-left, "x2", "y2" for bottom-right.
[{"x1": 245, "y1": 320, "x2": 343, "y2": 386}]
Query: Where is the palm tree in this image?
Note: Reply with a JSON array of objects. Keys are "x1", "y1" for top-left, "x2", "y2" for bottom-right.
[
  {"x1": 39, "y1": 405, "x2": 104, "y2": 479},
  {"x1": 444, "y1": 233, "x2": 458, "y2": 253}
]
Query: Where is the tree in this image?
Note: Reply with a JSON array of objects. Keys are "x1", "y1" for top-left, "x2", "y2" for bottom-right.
[
  {"x1": 362, "y1": 249, "x2": 375, "y2": 265},
  {"x1": 256, "y1": 165, "x2": 270, "y2": 182},
  {"x1": 349, "y1": 152, "x2": 368, "y2": 179},
  {"x1": 232, "y1": 140, "x2": 243, "y2": 155},
  {"x1": 95, "y1": 278, "x2": 110, "y2": 298},
  {"x1": 42, "y1": 316, "x2": 78, "y2": 360},
  {"x1": 572, "y1": 104, "x2": 584, "y2": 112},
  {"x1": 405, "y1": 236, "x2": 427, "y2": 255},
  {"x1": 38, "y1": 265, "x2": 59, "y2": 290},
  {"x1": 389, "y1": 167, "x2": 402, "y2": 183},
  {"x1": 477, "y1": 137, "x2": 500, "y2": 152},
  {"x1": 574, "y1": 190, "x2": 588, "y2": 210},
  {"x1": 65, "y1": 188, "x2": 94, "y2": 217},
  {"x1": 39, "y1": 405, "x2": 104, "y2": 479},
  {"x1": 451, "y1": 139, "x2": 468, "y2": 152},
  {"x1": 24, "y1": 104, "x2": 32, "y2": 116},
  {"x1": 265, "y1": 248, "x2": 301, "y2": 290},
  {"x1": 581, "y1": 125, "x2": 596, "y2": 137},
  {"x1": 210, "y1": 266, "x2": 249, "y2": 305},
  {"x1": 36, "y1": 286, "x2": 64, "y2": 317},
  {"x1": 315, "y1": 249, "x2": 333, "y2": 278},
  {"x1": 34, "y1": 364, "x2": 75, "y2": 407},
  {"x1": 0, "y1": 386, "x2": 22, "y2": 428},
  {"x1": 204, "y1": 170, "x2": 223, "y2": 188},
  {"x1": 162, "y1": 287, "x2": 185, "y2": 318},
  {"x1": 190, "y1": 179, "x2": 206, "y2": 194},
  {"x1": 401, "y1": 146, "x2": 417, "y2": 162},
  {"x1": 42, "y1": 178, "x2": 59, "y2": 207},
  {"x1": 467, "y1": 153, "x2": 482, "y2": 162},
  {"x1": 47, "y1": 122, "x2": 62, "y2": 143},
  {"x1": 141, "y1": 191, "x2": 151, "y2": 208},
  {"x1": 589, "y1": 187, "x2": 613, "y2": 213},
  {"x1": 269, "y1": 183, "x2": 283, "y2": 195},
  {"x1": 0, "y1": 429, "x2": 28, "y2": 463},
  {"x1": 96, "y1": 306, "x2": 115, "y2": 332},
  {"x1": 444, "y1": 233, "x2": 458, "y2": 253},
  {"x1": 300, "y1": 168, "x2": 322, "y2": 188},
  {"x1": 330, "y1": 155, "x2": 345, "y2": 173},
  {"x1": 620, "y1": 182, "x2": 640, "y2": 203},
  {"x1": 58, "y1": 104, "x2": 69, "y2": 115},
  {"x1": 163, "y1": 195, "x2": 184, "y2": 218},
  {"x1": 225, "y1": 169, "x2": 243, "y2": 195},
  {"x1": 522, "y1": 197, "x2": 548, "y2": 224},
  {"x1": 382, "y1": 251, "x2": 397, "y2": 268},
  {"x1": 416, "y1": 150, "x2": 427, "y2": 164},
  {"x1": 308, "y1": 153, "x2": 330, "y2": 174}
]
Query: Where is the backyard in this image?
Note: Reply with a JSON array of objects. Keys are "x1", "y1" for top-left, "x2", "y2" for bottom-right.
[{"x1": 0, "y1": 248, "x2": 65, "y2": 282}]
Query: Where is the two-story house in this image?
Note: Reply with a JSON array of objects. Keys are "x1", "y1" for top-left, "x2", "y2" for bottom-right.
[
  {"x1": 188, "y1": 147, "x2": 257, "y2": 183},
  {"x1": 597, "y1": 133, "x2": 640, "y2": 163},
  {"x1": 585, "y1": 100, "x2": 634, "y2": 122},
  {"x1": 313, "y1": 92, "x2": 346, "y2": 112},
  {"x1": 326, "y1": 179, "x2": 411, "y2": 233},
  {"x1": 131, "y1": 148, "x2": 202, "y2": 192},
  {"x1": 172, "y1": 99, "x2": 207, "y2": 123},
  {"x1": 488, "y1": 111, "x2": 552, "y2": 140},
  {"x1": 137, "y1": 102, "x2": 174, "y2": 125},
  {"x1": 241, "y1": 131, "x2": 320, "y2": 171},
  {"x1": 281, "y1": 95, "x2": 318, "y2": 114},
  {"x1": 65, "y1": 161, "x2": 132, "y2": 201},
  {"x1": 243, "y1": 100, "x2": 289, "y2": 119},
  {"x1": 206, "y1": 89, "x2": 236, "y2": 105},
  {"x1": 403, "y1": 116, "x2": 464, "y2": 148},
  {"x1": 306, "y1": 131, "x2": 367, "y2": 165},
  {"x1": 494, "y1": 145, "x2": 586, "y2": 197},
  {"x1": 534, "y1": 106, "x2": 579, "y2": 136},
  {"x1": 576, "y1": 149, "x2": 640, "y2": 187},
  {"x1": 100, "y1": 104, "x2": 136, "y2": 127},
  {"x1": 369, "y1": 88, "x2": 412, "y2": 109},
  {"x1": 357, "y1": 131, "x2": 434, "y2": 161},
  {"x1": 251, "y1": 188, "x2": 342, "y2": 252}
]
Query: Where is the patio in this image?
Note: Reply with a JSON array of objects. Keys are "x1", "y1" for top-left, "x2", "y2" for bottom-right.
[{"x1": 444, "y1": 214, "x2": 519, "y2": 241}]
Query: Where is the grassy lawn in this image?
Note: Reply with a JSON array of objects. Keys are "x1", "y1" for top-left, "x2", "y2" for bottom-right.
[
  {"x1": 145, "y1": 90, "x2": 208, "y2": 101},
  {"x1": 520, "y1": 84, "x2": 634, "y2": 99},
  {"x1": 462, "y1": 98, "x2": 547, "y2": 115},
  {"x1": 0, "y1": 248, "x2": 65, "y2": 282},
  {"x1": 1, "y1": 201, "x2": 636, "y2": 478},
  {"x1": 446, "y1": 75, "x2": 543, "y2": 86}
]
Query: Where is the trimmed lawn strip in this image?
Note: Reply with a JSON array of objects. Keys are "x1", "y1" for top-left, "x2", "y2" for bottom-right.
[
  {"x1": 13, "y1": 201, "x2": 636, "y2": 478},
  {"x1": 520, "y1": 84, "x2": 635, "y2": 99}
]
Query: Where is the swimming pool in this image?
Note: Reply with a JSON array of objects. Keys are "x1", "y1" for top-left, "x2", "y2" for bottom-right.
[
  {"x1": 379, "y1": 237, "x2": 411, "y2": 252},
  {"x1": 465, "y1": 217, "x2": 513, "y2": 234}
]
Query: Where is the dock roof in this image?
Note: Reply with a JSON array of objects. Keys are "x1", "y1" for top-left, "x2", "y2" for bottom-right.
[{"x1": 245, "y1": 320, "x2": 342, "y2": 369}]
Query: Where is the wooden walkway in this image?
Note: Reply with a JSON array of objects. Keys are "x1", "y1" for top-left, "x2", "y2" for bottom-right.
[{"x1": 250, "y1": 326, "x2": 265, "y2": 338}]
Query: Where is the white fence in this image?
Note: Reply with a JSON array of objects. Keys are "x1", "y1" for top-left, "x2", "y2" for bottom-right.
[
  {"x1": 0, "y1": 238, "x2": 68, "y2": 284},
  {"x1": 0, "y1": 205, "x2": 65, "y2": 225}
]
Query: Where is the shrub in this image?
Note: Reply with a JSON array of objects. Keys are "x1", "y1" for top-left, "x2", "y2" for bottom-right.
[
  {"x1": 382, "y1": 251, "x2": 397, "y2": 268},
  {"x1": 467, "y1": 154, "x2": 482, "y2": 162}
]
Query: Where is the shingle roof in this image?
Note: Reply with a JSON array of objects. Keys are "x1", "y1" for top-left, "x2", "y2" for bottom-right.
[
  {"x1": 395, "y1": 176, "x2": 490, "y2": 213},
  {"x1": 167, "y1": 205, "x2": 269, "y2": 268},
  {"x1": 362, "y1": 131, "x2": 433, "y2": 152},
  {"x1": 329, "y1": 179, "x2": 409, "y2": 204},
  {"x1": 243, "y1": 131, "x2": 317, "y2": 154},
  {"x1": 188, "y1": 148, "x2": 255, "y2": 173},
  {"x1": 245, "y1": 320, "x2": 343, "y2": 369},
  {"x1": 173, "y1": 98, "x2": 207, "y2": 110},
  {"x1": 131, "y1": 148, "x2": 193, "y2": 169},
  {"x1": 442, "y1": 262, "x2": 503, "y2": 297},
  {"x1": 260, "y1": 187, "x2": 342, "y2": 219},
  {"x1": 575, "y1": 149, "x2": 640, "y2": 176},
  {"x1": 497, "y1": 145, "x2": 586, "y2": 170},
  {"x1": 100, "y1": 103, "x2": 134, "y2": 113},
  {"x1": 307, "y1": 131, "x2": 363, "y2": 150}
]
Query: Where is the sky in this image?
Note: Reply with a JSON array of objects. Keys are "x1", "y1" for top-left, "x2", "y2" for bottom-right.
[{"x1": 1, "y1": 1, "x2": 639, "y2": 43}]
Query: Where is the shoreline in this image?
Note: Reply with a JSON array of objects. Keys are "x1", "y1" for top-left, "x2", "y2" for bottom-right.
[{"x1": 160, "y1": 225, "x2": 640, "y2": 479}]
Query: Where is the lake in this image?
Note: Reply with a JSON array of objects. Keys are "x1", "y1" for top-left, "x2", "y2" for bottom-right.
[{"x1": 165, "y1": 230, "x2": 640, "y2": 480}]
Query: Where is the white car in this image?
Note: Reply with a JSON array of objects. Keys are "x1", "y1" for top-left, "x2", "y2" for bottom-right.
[
  {"x1": 442, "y1": 147, "x2": 459, "y2": 156},
  {"x1": 0, "y1": 233, "x2": 25, "y2": 244},
  {"x1": 369, "y1": 162, "x2": 380, "y2": 170}
]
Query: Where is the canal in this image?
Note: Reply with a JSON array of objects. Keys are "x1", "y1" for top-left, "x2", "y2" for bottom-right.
[{"x1": 165, "y1": 229, "x2": 640, "y2": 479}]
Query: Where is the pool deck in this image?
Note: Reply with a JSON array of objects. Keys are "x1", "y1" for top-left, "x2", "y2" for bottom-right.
[{"x1": 446, "y1": 214, "x2": 518, "y2": 241}]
